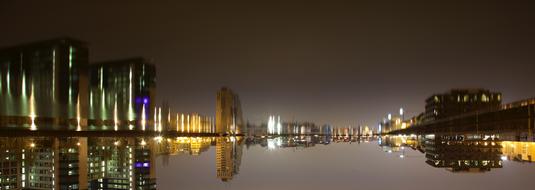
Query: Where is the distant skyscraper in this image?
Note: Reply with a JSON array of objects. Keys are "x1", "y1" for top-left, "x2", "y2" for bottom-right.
[
  {"x1": 216, "y1": 87, "x2": 244, "y2": 134},
  {"x1": 0, "y1": 38, "x2": 89, "y2": 130},
  {"x1": 88, "y1": 57, "x2": 156, "y2": 131}
]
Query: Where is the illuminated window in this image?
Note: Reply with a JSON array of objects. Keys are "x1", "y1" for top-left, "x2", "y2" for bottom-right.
[{"x1": 482, "y1": 94, "x2": 488, "y2": 102}]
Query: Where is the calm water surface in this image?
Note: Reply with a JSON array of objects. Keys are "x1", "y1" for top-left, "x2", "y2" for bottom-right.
[
  {"x1": 2, "y1": 135, "x2": 535, "y2": 190},
  {"x1": 156, "y1": 136, "x2": 535, "y2": 190}
]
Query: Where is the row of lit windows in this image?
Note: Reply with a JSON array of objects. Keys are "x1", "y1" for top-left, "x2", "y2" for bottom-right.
[{"x1": 433, "y1": 94, "x2": 501, "y2": 104}]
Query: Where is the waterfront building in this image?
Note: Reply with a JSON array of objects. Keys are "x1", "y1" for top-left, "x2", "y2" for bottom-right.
[
  {"x1": 0, "y1": 38, "x2": 89, "y2": 130},
  {"x1": 424, "y1": 89, "x2": 502, "y2": 122},
  {"x1": 502, "y1": 97, "x2": 535, "y2": 109},
  {"x1": 285, "y1": 121, "x2": 320, "y2": 135},
  {"x1": 88, "y1": 57, "x2": 156, "y2": 131},
  {"x1": 171, "y1": 113, "x2": 214, "y2": 134},
  {"x1": 321, "y1": 124, "x2": 333, "y2": 136},
  {"x1": 246, "y1": 122, "x2": 268, "y2": 137},
  {"x1": 267, "y1": 115, "x2": 282, "y2": 135},
  {"x1": 381, "y1": 115, "x2": 405, "y2": 134},
  {"x1": 216, "y1": 87, "x2": 244, "y2": 134}
]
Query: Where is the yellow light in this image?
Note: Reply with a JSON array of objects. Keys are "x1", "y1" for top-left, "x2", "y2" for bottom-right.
[
  {"x1": 29, "y1": 84, "x2": 37, "y2": 131},
  {"x1": 141, "y1": 104, "x2": 146, "y2": 131},
  {"x1": 114, "y1": 101, "x2": 118, "y2": 131}
]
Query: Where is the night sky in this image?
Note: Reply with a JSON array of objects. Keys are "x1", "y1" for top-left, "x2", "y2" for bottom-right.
[{"x1": 1, "y1": 0, "x2": 534, "y2": 127}]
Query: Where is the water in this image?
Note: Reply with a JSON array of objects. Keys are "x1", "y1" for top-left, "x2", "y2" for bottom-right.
[
  {"x1": 157, "y1": 136, "x2": 535, "y2": 190},
  {"x1": 2, "y1": 135, "x2": 534, "y2": 190}
]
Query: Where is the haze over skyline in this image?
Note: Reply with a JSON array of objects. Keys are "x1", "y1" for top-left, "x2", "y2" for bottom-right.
[{"x1": 1, "y1": 0, "x2": 534, "y2": 127}]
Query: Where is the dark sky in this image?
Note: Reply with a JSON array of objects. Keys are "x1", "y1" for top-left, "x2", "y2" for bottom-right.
[{"x1": 1, "y1": 0, "x2": 534, "y2": 127}]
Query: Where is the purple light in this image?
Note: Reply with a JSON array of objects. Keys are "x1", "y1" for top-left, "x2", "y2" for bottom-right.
[
  {"x1": 135, "y1": 162, "x2": 143, "y2": 168},
  {"x1": 143, "y1": 98, "x2": 149, "y2": 104},
  {"x1": 143, "y1": 162, "x2": 150, "y2": 167}
]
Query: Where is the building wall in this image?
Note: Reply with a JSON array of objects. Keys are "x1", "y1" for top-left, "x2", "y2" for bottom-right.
[
  {"x1": 0, "y1": 38, "x2": 89, "y2": 130},
  {"x1": 424, "y1": 89, "x2": 502, "y2": 122},
  {"x1": 88, "y1": 57, "x2": 156, "y2": 131},
  {"x1": 216, "y1": 87, "x2": 244, "y2": 134}
]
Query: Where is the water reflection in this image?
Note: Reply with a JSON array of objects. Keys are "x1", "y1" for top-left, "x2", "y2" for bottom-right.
[
  {"x1": 0, "y1": 136, "x2": 158, "y2": 189},
  {"x1": 424, "y1": 134, "x2": 502, "y2": 172},
  {"x1": 0, "y1": 135, "x2": 374, "y2": 189},
  {"x1": 380, "y1": 133, "x2": 535, "y2": 173},
  {"x1": 501, "y1": 141, "x2": 535, "y2": 162}
]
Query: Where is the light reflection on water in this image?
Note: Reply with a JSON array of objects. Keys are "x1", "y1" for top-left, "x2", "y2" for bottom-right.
[{"x1": 1, "y1": 135, "x2": 535, "y2": 190}]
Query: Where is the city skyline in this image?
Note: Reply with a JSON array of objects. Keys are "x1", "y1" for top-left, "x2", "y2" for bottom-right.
[
  {"x1": 1, "y1": 1, "x2": 535, "y2": 190},
  {"x1": 2, "y1": 1, "x2": 534, "y2": 127}
]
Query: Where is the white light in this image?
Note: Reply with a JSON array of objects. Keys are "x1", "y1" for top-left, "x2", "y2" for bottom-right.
[
  {"x1": 399, "y1": 108, "x2": 404, "y2": 115},
  {"x1": 141, "y1": 104, "x2": 146, "y2": 131},
  {"x1": 114, "y1": 101, "x2": 118, "y2": 131}
]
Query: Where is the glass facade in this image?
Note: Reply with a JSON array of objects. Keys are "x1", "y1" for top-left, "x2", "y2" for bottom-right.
[
  {"x1": 424, "y1": 89, "x2": 502, "y2": 122},
  {"x1": 0, "y1": 38, "x2": 89, "y2": 130},
  {"x1": 88, "y1": 57, "x2": 156, "y2": 131},
  {"x1": 216, "y1": 87, "x2": 244, "y2": 134}
]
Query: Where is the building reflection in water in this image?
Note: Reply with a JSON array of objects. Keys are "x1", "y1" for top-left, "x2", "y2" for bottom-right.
[
  {"x1": 501, "y1": 141, "x2": 535, "y2": 162},
  {"x1": 380, "y1": 134, "x2": 522, "y2": 173},
  {"x1": 86, "y1": 137, "x2": 156, "y2": 189},
  {"x1": 245, "y1": 135, "x2": 369, "y2": 151},
  {"x1": 0, "y1": 137, "x2": 85, "y2": 189},
  {"x1": 0, "y1": 137, "x2": 157, "y2": 190},
  {"x1": 216, "y1": 137, "x2": 243, "y2": 182},
  {"x1": 424, "y1": 134, "x2": 502, "y2": 173},
  {"x1": 0, "y1": 134, "x2": 404, "y2": 190}
]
